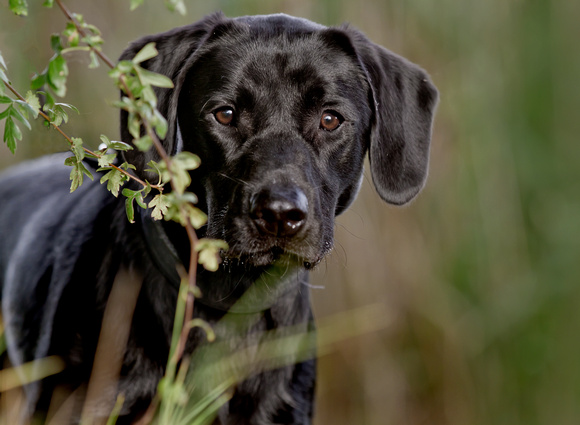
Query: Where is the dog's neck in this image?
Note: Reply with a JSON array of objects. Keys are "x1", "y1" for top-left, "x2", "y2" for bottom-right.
[{"x1": 138, "y1": 208, "x2": 308, "y2": 314}]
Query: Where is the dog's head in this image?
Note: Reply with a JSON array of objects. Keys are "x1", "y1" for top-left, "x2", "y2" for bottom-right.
[{"x1": 120, "y1": 13, "x2": 438, "y2": 268}]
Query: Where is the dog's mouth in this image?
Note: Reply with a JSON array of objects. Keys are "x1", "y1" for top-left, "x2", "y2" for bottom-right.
[{"x1": 220, "y1": 246, "x2": 322, "y2": 270}]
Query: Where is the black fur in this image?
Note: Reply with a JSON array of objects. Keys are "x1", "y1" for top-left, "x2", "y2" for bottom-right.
[{"x1": 0, "y1": 13, "x2": 437, "y2": 424}]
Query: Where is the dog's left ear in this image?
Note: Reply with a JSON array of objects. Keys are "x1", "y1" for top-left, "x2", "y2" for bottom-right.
[{"x1": 342, "y1": 28, "x2": 439, "y2": 205}]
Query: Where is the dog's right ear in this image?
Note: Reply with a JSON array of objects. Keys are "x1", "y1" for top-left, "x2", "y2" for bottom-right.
[{"x1": 118, "y1": 12, "x2": 227, "y2": 177}]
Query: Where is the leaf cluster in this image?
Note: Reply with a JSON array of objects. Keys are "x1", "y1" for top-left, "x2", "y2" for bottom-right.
[
  {"x1": 110, "y1": 43, "x2": 173, "y2": 151},
  {"x1": 2, "y1": 4, "x2": 237, "y2": 424}
]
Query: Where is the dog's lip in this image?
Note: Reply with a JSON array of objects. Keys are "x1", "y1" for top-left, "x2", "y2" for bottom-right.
[{"x1": 220, "y1": 246, "x2": 320, "y2": 269}]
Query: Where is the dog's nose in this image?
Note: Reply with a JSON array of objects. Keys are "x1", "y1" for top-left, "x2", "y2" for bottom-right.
[{"x1": 250, "y1": 186, "x2": 308, "y2": 238}]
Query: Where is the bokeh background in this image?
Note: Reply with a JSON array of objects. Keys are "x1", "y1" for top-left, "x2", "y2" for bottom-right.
[{"x1": 1, "y1": 1, "x2": 580, "y2": 424}]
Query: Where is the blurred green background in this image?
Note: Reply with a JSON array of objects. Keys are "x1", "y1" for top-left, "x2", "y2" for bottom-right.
[{"x1": 1, "y1": 1, "x2": 580, "y2": 424}]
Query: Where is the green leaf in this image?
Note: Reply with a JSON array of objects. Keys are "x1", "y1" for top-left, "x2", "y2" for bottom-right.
[
  {"x1": 0, "y1": 107, "x2": 11, "y2": 120},
  {"x1": 135, "y1": 193, "x2": 147, "y2": 209},
  {"x1": 198, "y1": 248, "x2": 221, "y2": 272},
  {"x1": 134, "y1": 134, "x2": 153, "y2": 151},
  {"x1": 56, "y1": 102, "x2": 80, "y2": 114},
  {"x1": 128, "y1": 113, "x2": 141, "y2": 139},
  {"x1": 179, "y1": 192, "x2": 198, "y2": 205},
  {"x1": 121, "y1": 188, "x2": 146, "y2": 223},
  {"x1": 0, "y1": 68, "x2": 9, "y2": 85},
  {"x1": 107, "y1": 140, "x2": 133, "y2": 152},
  {"x1": 125, "y1": 196, "x2": 135, "y2": 223},
  {"x1": 0, "y1": 95, "x2": 12, "y2": 104},
  {"x1": 97, "y1": 153, "x2": 116, "y2": 168},
  {"x1": 113, "y1": 60, "x2": 134, "y2": 76},
  {"x1": 196, "y1": 238, "x2": 229, "y2": 252},
  {"x1": 63, "y1": 22, "x2": 80, "y2": 47},
  {"x1": 100, "y1": 168, "x2": 126, "y2": 197},
  {"x1": 153, "y1": 110, "x2": 168, "y2": 139},
  {"x1": 31, "y1": 72, "x2": 47, "y2": 90},
  {"x1": 196, "y1": 238, "x2": 229, "y2": 272},
  {"x1": 9, "y1": 0, "x2": 28, "y2": 16},
  {"x1": 47, "y1": 54, "x2": 69, "y2": 97},
  {"x1": 146, "y1": 160, "x2": 161, "y2": 175},
  {"x1": 10, "y1": 103, "x2": 31, "y2": 130},
  {"x1": 89, "y1": 51, "x2": 100, "y2": 69},
  {"x1": 130, "y1": 0, "x2": 144, "y2": 10},
  {"x1": 99, "y1": 134, "x2": 111, "y2": 148},
  {"x1": 120, "y1": 161, "x2": 137, "y2": 171},
  {"x1": 46, "y1": 103, "x2": 77, "y2": 126},
  {"x1": 174, "y1": 151, "x2": 201, "y2": 171},
  {"x1": 148, "y1": 194, "x2": 170, "y2": 220},
  {"x1": 135, "y1": 66, "x2": 174, "y2": 88},
  {"x1": 65, "y1": 140, "x2": 93, "y2": 193},
  {"x1": 132, "y1": 42, "x2": 159, "y2": 64},
  {"x1": 84, "y1": 24, "x2": 102, "y2": 37},
  {"x1": 72, "y1": 13, "x2": 84, "y2": 25},
  {"x1": 0, "y1": 51, "x2": 7, "y2": 70},
  {"x1": 145, "y1": 160, "x2": 163, "y2": 186},
  {"x1": 83, "y1": 35, "x2": 104, "y2": 49},
  {"x1": 79, "y1": 161, "x2": 94, "y2": 181},
  {"x1": 60, "y1": 46, "x2": 91, "y2": 55},
  {"x1": 67, "y1": 161, "x2": 93, "y2": 193},
  {"x1": 69, "y1": 163, "x2": 82, "y2": 192},
  {"x1": 42, "y1": 90, "x2": 55, "y2": 109},
  {"x1": 43, "y1": 0, "x2": 54, "y2": 7},
  {"x1": 50, "y1": 35, "x2": 63, "y2": 54},
  {"x1": 3, "y1": 117, "x2": 21, "y2": 154},
  {"x1": 71, "y1": 137, "x2": 85, "y2": 161},
  {"x1": 165, "y1": 0, "x2": 186, "y2": 15},
  {"x1": 24, "y1": 91, "x2": 40, "y2": 118},
  {"x1": 186, "y1": 204, "x2": 208, "y2": 229}
]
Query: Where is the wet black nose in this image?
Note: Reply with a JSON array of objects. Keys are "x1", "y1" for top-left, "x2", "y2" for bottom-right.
[{"x1": 250, "y1": 186, "x2": 308, "y2": 238}]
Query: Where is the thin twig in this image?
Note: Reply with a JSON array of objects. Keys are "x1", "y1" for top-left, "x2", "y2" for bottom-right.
[
  {"x1": 3, "y1": 80, "x2": 159, "y2": 190},
  {"x1": 55, "y1": 0, "x2": 136, "y2": 99},
  {"x1": 173, "y1": 215, "x2": 200, "y2": 362},
  {"x1": 55, "y1": 0, "x2": 115, "y2": 68}
]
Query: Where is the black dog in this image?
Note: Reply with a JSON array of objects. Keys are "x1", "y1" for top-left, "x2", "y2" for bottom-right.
[{"x1": 0, "y1": 13, "x2": 437, "y2": 424}]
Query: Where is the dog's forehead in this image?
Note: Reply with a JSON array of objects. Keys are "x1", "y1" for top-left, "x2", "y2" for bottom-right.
[
  {"x1": 234, "y1": 13, "x2": 327, "y2": 33},
  {"x1": 202, "y1": 26, "x2": 362, "y2": 92}
]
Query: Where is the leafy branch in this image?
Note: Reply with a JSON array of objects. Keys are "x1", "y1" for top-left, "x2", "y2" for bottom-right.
[
  {"x1": 1, "y1": 57, "x2": 154, "y2": 192},
  {"x1": 2, "y1": 1, "x2": 228, "y2": 423}
]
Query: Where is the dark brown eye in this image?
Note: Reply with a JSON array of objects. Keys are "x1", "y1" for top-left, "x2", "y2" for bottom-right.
[
  {"x1": 320, "y1": 111, "x2": 342, "y2": 131},
  {"x1": 215, "y1": 108, "x2": 235, "y2": 126}
]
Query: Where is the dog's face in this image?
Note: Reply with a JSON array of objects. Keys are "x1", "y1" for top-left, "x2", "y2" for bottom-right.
[
  {"x1": 120, "y1": 13, "x2": 438, "y2": 269},
  {"x1": 177, "y1": 27, "x2": 372, "y2": 267}
]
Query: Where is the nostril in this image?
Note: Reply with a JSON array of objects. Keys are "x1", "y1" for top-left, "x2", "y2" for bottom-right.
[
  {"x1": 285, "y1": 208, "x2": 306, "y2": 224},
  {"x1": 250, "y1": 186, "x2": 308, "y2": 237}
]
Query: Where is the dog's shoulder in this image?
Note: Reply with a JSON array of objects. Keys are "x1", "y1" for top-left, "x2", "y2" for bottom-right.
[
  {"x1": 0, "y1": 154, "x2": 118, "y2": 362},
  {"x1": 0, "y1": 153, "x2": 113, "y2": 251}
]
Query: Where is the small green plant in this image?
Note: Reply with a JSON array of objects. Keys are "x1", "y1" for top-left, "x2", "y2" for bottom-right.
[{"x1": 1, "y1": 1, "x2": 225, "y2": 423}]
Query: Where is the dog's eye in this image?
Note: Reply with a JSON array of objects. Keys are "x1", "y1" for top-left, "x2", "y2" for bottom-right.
[
  {"x1": 214, "y1": 108, "x2": 235, "y2": 126},
  {"x1": 320, "y1": 111, "x2": 343, "y2": 131}
]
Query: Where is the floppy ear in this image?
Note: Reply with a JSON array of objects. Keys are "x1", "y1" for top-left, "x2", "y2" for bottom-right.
[
  {"x1": 347, "y1": 29, "x2": 438, "y2": 205},
  {"x1": 118, "y1": 12, "x2": 227, "y2": 177}
]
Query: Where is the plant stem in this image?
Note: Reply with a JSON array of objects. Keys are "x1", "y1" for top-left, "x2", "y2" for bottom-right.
[
  {"x1": 53, "y1": 4, "x2": 207, "y2": 421},
  {"x1": 55, "y1": 0, "x2": 115, "y2": 68},
  {"x1": 3, "y1": 80, "x2": 159, "y2": 191},
  {"x1": 174, "y1": 214, "x2": 200, "y2": 362}
]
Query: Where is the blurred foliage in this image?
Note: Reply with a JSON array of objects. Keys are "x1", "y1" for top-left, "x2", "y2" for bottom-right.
[{"x1": 1, "y1": 0, "x2": 579, "y2": 424}]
